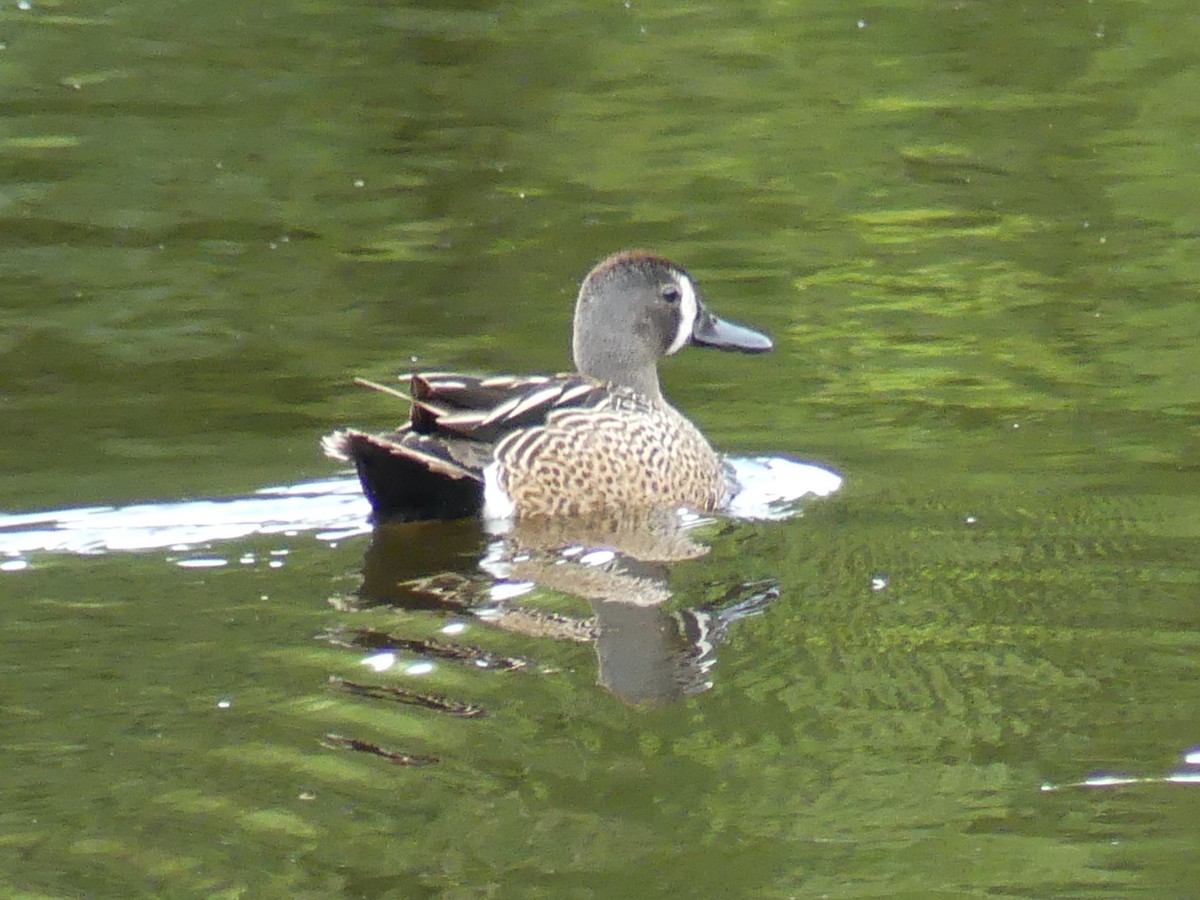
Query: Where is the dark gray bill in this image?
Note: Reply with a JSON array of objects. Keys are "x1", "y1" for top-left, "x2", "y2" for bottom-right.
[{"x1": 692, "y1": 307, "x2": 773, "y2": 353}]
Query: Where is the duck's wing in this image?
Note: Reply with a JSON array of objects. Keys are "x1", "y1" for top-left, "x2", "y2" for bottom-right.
[
  {"x1": 409, "y1": 372, "x2": 613, "y2": 442},
  {"x1": 322, "y1": 371, "x2": 614, "y2": 521}
]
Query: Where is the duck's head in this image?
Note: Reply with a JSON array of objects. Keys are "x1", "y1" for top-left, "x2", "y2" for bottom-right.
[{"x1": 572, "y1": 251, "x2": 772, "y2": 400}]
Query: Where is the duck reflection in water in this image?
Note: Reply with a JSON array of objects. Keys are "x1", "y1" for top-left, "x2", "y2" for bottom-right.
[{"x1": 337, "y1": 509, "x2": 785, "y2": 705}]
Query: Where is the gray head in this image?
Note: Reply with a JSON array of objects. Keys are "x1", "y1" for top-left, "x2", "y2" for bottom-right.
[{"x1": 571, "y1": 251, "x2": 773, "y2": 400}]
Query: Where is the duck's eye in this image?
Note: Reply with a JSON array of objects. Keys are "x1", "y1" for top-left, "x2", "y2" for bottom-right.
[{"x1": 660, "y1": 284, "x2": 681, "y2": 304}]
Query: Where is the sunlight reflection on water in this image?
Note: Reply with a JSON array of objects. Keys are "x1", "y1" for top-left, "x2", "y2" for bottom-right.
[
  {"x1": 0, "y1": 457, "x2": 841, "y2": 562},
  {"x1": 0, "y1": 478, "x2": 372, "y2": 558}
]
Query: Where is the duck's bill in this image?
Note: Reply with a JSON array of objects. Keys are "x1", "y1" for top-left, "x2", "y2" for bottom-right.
[{"x1": 692, "y1": 308, "x2": 773, "y2": 353}]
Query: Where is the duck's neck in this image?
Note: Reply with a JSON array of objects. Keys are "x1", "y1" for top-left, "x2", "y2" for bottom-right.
[{"x1": 578, "y1": 355, "x2": 663, "y2": 402}]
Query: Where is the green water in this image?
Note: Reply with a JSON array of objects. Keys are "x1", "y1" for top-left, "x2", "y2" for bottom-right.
[{"x1": 3, "y1": 0, "x2": 1199, "y2": 896}]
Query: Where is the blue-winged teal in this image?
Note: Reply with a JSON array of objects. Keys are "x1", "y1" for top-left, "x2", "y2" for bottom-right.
[{"x1": 323, "y1": 251, "x2": 773, "y2": 522}]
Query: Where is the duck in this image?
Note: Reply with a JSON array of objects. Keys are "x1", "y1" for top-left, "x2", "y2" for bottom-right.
[{"x1": 322, "y1": 250, "x2": 773, "y2": 522}]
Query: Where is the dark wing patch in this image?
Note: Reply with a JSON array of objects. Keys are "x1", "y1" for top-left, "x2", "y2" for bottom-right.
[{"x1": 412, "y1": 373, "x2": 611, "y2": 442}]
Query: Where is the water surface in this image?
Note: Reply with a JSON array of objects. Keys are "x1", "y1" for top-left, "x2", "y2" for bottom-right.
[{"x1": 2, "y1": 0, "x2": 1199, "y2": 896}]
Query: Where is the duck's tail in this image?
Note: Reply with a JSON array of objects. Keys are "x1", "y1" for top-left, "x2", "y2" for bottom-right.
[{"x1": 323, "y1": 430, "x2": 484, "y2": 521}]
